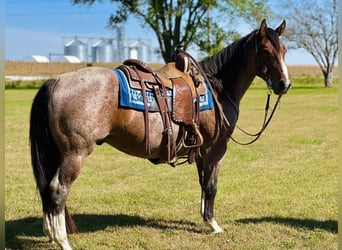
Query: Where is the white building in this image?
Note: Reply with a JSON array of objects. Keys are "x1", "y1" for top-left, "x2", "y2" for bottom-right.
[
  {"x1": 51, "y1": 55, "x2": 81, "y2": 63},
  {"x1": 22, "y1": 55, "x2": 49, "y2": 63}
]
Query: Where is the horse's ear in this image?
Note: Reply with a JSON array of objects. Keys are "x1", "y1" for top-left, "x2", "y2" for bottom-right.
[
  {"x1": 276, "y1": 20, "x2": 286, "y2": 36},
  {"x1": 258, "y1": 19, "x2": 267, "y2": 36}
]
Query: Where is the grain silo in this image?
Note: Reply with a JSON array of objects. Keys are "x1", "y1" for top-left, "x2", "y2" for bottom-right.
[
  {"x1": 91, "y1": 39, "x2": 115, "y2": 62},
  {"x1": 129, "y1": 41, "x2": 138, "y2": 59},
  {"x1": 64, "y1": 38, "x2": 88, "y2": 62},
  {"x1": 129, "y1": 40, "x2": 150, "y2": 62}
]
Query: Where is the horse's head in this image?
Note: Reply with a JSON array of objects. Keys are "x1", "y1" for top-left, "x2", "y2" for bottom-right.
[{"x1": 255, "y1": 19, "x2": 291, "y2": 95}]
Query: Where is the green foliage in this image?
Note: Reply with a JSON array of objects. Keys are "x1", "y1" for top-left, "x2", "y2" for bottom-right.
[
  {"x1": 273, "y1": 0, "x2": 337, "y2": 87},
  {"x1": 72, "y1": 0, "x2": 270, "y2": 62}
]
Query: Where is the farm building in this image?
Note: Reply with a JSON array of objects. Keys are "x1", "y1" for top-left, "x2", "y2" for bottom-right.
[
  {"x1": 51, "y1": 55, "x2": 81, "y2": 63},
  {"x1": 22, "y1": 55, "x2": 49, "y2": 63}
]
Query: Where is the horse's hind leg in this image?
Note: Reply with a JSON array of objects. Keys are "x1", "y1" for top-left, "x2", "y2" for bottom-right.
[{"x1": 44, "y1": 153, "x2": 85, "y2": 250}]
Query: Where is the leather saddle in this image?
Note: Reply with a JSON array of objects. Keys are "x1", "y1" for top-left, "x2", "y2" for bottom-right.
[
  {"x1": 122, "y1": 59, "x2": 206, "y2": 96},
  {"x1": 117, "y1": 53, "x2": 206, "y2": 166}
]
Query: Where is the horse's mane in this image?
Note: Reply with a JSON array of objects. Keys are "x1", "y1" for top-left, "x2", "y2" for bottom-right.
[
  {"x1": 198, "y1": 31, "x2": 255, "y2": 91},
  {"x1": 199, "y1": 28, "x2": 280, "y2": 93}
]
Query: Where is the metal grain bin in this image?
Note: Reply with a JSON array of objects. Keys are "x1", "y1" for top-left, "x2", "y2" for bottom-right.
[
  {"x1": 64, "y1": 38, "x2": 88, "y2": 62},
  {"x1": 129, "y1": 40, "x2": 150, "y2": 62},
  {"x1": 91, "y1": 39, "x2": 115, "y2": 62}
]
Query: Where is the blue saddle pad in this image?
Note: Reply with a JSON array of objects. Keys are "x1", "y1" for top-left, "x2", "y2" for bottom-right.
[{"x1": 114, "y1": 68, "x2": 214, "y2": 112}]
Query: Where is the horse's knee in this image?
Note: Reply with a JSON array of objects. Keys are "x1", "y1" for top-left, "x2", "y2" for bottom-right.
[{"x1": 205, "y1": 180, "x2": 217, "y2": 197}]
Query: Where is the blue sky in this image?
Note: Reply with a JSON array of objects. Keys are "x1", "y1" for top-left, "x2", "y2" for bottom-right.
[{"x1": 5, "y1": 0, "x2": 316, "y2": 64}]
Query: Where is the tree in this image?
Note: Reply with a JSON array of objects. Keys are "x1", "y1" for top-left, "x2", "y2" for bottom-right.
[
  {"x1": 274, "y1": 0, "x2": 337, "y2": 87},
  {"x1": 72, "y1": 0, "x2": 269, "y2": 62}
]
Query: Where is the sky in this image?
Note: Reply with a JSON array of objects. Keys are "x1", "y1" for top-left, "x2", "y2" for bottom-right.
[{"x1": 5, "y1": 0, "x2": 316, "y2": 64}]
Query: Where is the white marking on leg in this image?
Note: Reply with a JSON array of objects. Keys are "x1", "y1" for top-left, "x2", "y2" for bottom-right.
[
  {"x1": 43, "y1": 213, "x2": 54, "y2": 243},
  {"x1": 51, "y1": 210, "x2": 73, "y2": 250},
  {"x1": 200, "y1": 192, "x2": 205, "y2": 217},
  {"x1": 206, "y1": 218, "x2": 223, "y2": 234}
]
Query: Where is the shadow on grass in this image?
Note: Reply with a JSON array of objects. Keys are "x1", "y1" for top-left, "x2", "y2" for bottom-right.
[
  {"x1": 6, "y1": 213, "x2": 203, "y2": 249},
  {"x1": 235, "y1": 217, "x2": 337, "y2": 234},
  {"x1": 72, "y1": 213, "x2": 203, "y2": 233}
]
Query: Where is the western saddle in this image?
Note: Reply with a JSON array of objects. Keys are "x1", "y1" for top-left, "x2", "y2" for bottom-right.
[{"x1": 117, "y1": 52, "x2": 207, "y2": 166}]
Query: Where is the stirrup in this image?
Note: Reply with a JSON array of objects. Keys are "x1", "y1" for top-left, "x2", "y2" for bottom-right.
[{"x1": 182, "y1": 123, "x2": 203, "y2": 149}]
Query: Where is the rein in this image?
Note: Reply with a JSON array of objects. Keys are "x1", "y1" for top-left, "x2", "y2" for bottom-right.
[
  {"x1": 231, "y1": 93, "x2": 282, "y2": 145},
  {"x1": 181, "y1": 46, "x2": 282, "y2": 146}
]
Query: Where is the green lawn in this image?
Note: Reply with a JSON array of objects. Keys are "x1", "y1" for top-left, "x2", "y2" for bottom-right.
[{"x1": 5, "y1": 79, "x2": 337, "y2": 249}]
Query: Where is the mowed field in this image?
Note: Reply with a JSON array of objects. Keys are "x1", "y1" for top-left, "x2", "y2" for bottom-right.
[
  {"x1": 5, "y1": 61, "x2": 338, "y2": 77},
  {"x1": 5, "y1": 62, "x2": 338, "y2": 249}
]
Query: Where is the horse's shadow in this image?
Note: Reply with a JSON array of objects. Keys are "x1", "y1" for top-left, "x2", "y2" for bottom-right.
[
  {"x1": 5, "y1": 213, "x2": 203, "y2": 248},
  {"x1": 6, "y1": 214, "x2": 337, "y2": 248},
  {"x1": 72, "y1": 213, "x2": 202, "y2": 233},
  {"x1": 235, "y1": 216, "x2": 337, "y2": 234}
]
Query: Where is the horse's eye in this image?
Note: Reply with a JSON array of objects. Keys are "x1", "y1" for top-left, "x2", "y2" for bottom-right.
[{"x1": 261, "y1": 50, "x2": 274, "y2": 59}]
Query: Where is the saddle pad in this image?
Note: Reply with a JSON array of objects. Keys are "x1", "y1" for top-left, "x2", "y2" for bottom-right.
[{"x1": 114, "y1": 68, "x2": 214, "y2": 112}]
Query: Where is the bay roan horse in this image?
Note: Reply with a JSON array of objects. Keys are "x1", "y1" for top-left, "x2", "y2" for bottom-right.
[{"x1": 30, "y1": 19, "x2": 291, "y2": 249}]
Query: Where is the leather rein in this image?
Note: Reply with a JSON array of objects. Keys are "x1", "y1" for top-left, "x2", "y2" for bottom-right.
[
  {"x1": 181, "y1": 38, "x2": 282, "y2": 145},
  {"x1": 231, "y1": 93, "x2": 281, "y2": 145}
]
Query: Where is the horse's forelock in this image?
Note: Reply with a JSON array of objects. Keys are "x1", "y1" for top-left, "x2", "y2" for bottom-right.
[{"x1": 265, "y1": 28, "x2": 281, "y2": 50}]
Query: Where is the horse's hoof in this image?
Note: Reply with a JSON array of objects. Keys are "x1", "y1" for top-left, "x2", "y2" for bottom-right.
[
  {"x1": 206, "y1": 219, "x2": 223, "y2": 233},
  {"x1": 212, "y1": 227, "x2": 224, "y2": 234}
]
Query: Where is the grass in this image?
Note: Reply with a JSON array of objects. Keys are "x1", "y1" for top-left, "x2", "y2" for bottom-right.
[{"x1": 5, "y1": 76, "x2": 337, "y2": 249}]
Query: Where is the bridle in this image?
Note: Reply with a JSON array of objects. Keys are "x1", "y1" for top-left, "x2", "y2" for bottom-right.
[
  {"x1": 228, "y1": 33, "x2": 282, "y2": 145},
  {"x1": 181, "y1": 32, "x2": 283, "y2": 145},
  {"x1": 254, "y1": 32, "x2": 273, "y2": 91}
]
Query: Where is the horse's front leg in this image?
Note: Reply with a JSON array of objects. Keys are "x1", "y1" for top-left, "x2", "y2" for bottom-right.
[{"x1": 197, "y1": 155, "x2": 224, "y2": 233}]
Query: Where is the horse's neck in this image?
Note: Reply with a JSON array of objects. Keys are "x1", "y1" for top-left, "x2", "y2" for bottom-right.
[
  {"x1": 216, "y1": 52, "x2": 257, "y2": 106},
  {"x1": 217, "y1": 69, "x2": 255, "y2": 125},
  {"x1": 227, "y1": 66, "x2": 256, "y2": 103},
  {"x1": 201, "y1": 37, "x2": 257, "y2": 105}
]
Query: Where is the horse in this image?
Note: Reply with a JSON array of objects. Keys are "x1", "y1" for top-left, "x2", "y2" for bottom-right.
[{"x1": 30, "y1": 19, "x2": 291, "y2": 250}]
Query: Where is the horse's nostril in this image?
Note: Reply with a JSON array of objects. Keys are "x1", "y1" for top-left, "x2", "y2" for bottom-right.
[{"x1": 279, "y1": 80, "x2": 286, "y2": 89}]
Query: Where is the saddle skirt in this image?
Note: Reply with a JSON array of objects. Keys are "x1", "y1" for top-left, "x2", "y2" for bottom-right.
[{"x1": 114, "y1": 62, "x2": 214, "y2": 116}]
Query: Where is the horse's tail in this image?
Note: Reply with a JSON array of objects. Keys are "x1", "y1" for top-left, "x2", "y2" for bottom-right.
[{"x1": 29, "y1": 79, "x2": 77, "y2": 233}]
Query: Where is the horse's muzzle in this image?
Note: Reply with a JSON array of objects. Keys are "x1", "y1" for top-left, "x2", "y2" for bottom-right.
[{"x1": 275, "y1": 80, "x2": 291, "y2": 95}]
